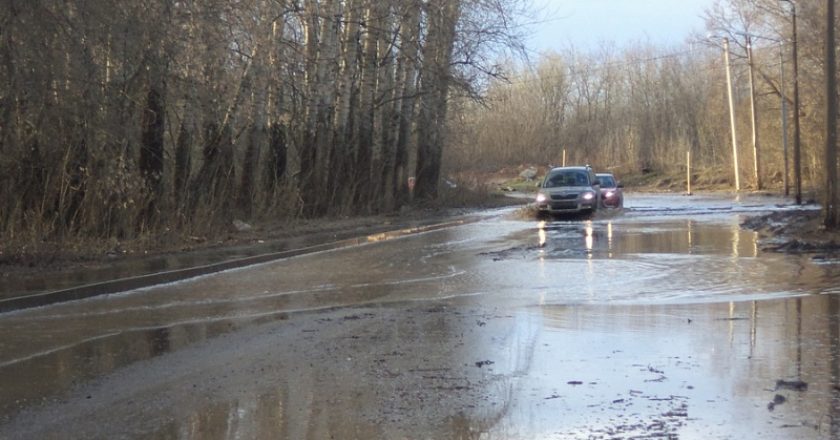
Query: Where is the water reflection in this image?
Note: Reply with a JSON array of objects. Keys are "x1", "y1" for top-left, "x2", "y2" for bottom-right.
[
  {"x1": 535, "y1": 218, "x2": 759, "y2": 259},
  {"x1": 584, "y1": 222, "x2": 594, "y2": 254},
  {"x1": 150, "y1": 392, "x2": 292, "y2": 440},
  {"x1": 31, "y1": 294, "x2": 840, "y2": 440},
  {"x1": 525, "y1": 295, "x2": 840, "y2": 439},
  {"x1": 2, "y1": 194, "x2": 839, "y2": 438},
  {"x1": 0, "y1": 313, "x2": 286, "y2": 423}
]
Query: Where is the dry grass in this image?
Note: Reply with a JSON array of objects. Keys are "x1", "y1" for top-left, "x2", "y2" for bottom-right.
[{"x1": 429, "y1": 172, "x2": 528, "y2": 210}]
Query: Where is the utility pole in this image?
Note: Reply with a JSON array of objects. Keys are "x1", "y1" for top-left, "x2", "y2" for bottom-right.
[
  {"x1": 734, "y1": 30, "x2": 788, "y2": 194},
  {"x1": 746, "y1": 36, "x2": 763, "y2": 190},
  {"x1": 724, "y1": 37, "x2": 741, "y2": 191},
  {"x1": 825, "y1": 0, "x2": 838, "y2": 227},
  {"x1": 780, "y1": 42, "x2": 789, "y2": 196},
  {"x1": 781, "y1": 0, "x2": 802, "y2": 204}
]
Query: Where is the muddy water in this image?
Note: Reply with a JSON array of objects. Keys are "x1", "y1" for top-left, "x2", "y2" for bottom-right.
[
  {"x1": 2, "y1": 193, "x2": 840, "y2": 439},
  {"x1": 495, "y1": 298, "x2": 840, "y2": 439}
]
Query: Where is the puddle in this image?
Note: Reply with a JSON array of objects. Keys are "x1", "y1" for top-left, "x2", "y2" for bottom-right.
[
  {"x1": 485, "y1": 296, "x2": 840, "y2": 439},
  {"x1": 533, "y1": 218, "x2": 761, "y2": 258},
  {"x1": 0, "y1": 311, "x2": 290, "y2": 424}
]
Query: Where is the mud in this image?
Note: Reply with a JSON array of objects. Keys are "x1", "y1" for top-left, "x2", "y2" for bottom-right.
[{"x1": 743, "y1": 208, "x2": 840, "y2": 253}]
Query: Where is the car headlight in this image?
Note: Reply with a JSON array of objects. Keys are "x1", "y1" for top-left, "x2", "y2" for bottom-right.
[
  {"x1": 582, "y1": 192, "x2": 595, "y2": 201},
  {"x1": 605, "y1": 191, "x2": 615, "y2": 199},
  {"x1": 536, "y1": 193, "x2": 548, "y2": 203}
]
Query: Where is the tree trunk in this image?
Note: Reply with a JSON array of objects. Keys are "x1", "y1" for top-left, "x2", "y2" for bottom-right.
[
  {"x1": 392, "y1": 0, "x2": 422, "y2": 207},
  {"x1": 352, "y1": 0, "x2": 381, "y2": 211},
  {"x1": 190, "y1": 122, "x2": 236, "y2": 219},
  {"x1": 264, "y1": 10, "x2": 288, "y2": 196},
  {"x1": 60, "y1": 129, "x2": 89, "y2": 233},
  {"x1": 372, "y1": 2, "x2": 397, "y2": 211},
  {"x1": 391, "y1": 0, "x2": 422, "y2": 206},
  {"x1": 140, "y1": 82, "x2": 166, "y2": 197},
  {"x1": 414, "y1": 0, "x2": 461, "y2": 200},
  {"x1": 298, "y1": 0, "x2": 322, "y2": 216},
  {"x1": 331, "y1": 0, "x2": 363, "y2": 211},
  {"x1": 312, "y1": 0, "x2": 340, "y2": 215},
  {"x1": 266, "y1": 123, "x2": 288, "y2": 190},
  {"x1": 238, "y1": 126, "x2": 263, "y2": 216},
  {"x1": 173, "y1": 121, "x2": 192, "y2": 207}
]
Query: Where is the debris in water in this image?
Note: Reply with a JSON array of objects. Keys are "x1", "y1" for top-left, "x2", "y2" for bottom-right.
[{"x1": 775, "y1": 380, "x2": 808, "y2": 392}]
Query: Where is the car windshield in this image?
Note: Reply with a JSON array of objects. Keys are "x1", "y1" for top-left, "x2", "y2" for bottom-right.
[
  {"x1": 544, "y1": 170, "x2": 589, "y2": 188},
  {"x1": 598, "y1": 175, "x2": 616, "y2": 188}
]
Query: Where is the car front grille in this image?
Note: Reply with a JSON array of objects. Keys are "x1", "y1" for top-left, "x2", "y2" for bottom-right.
[
  {"x1": 550, "y1": 193, "x2": 578, "y2": 201},
  {"x1": 551, "y1": 202, "x2": 578, "y2": 210}
]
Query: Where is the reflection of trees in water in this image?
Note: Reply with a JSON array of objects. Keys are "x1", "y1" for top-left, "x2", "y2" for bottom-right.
[
  {"x1": 613, "y1": 220, "x2": 758, "y2": 256},
  {"x1": 153, "y1": 392, "x2": 289, "y2": 440},
  {"x1": 830, "y1": 295, "x2": 840, "y2": 437},
  {"x1": 0, "y1": 316, "x2": 270, "y2": 421},
  {"x1": 537, "y1": 296, "x2": 840, "y2": 435},
  {"x1": 748, "y1": 295, "x2": 840, "y2": 435}
]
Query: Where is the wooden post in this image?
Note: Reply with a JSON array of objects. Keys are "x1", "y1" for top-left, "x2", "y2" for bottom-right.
[{"x1": 687, "y1": 149, "x2": 692, "y2": 196}]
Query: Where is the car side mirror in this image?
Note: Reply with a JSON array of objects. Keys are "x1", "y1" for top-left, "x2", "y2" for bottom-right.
[
  {"x1": 617, "y1": 183, "x2": 624, "y2": 188},
  {"x1": 593, "y1": 179, "x2": 601, "y2": 186}
]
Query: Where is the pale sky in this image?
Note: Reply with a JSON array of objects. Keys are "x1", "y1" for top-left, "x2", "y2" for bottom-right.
[{"x1": 529, "y1": 0, "x2": 715, "y2": 53}]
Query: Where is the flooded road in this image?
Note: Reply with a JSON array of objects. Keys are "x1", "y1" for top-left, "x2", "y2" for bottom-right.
[{"x1": 2, "y1": 193, "x2": 840, "y2": 439}]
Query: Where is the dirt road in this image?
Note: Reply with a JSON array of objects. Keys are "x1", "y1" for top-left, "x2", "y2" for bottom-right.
[{"x1": 2, "y1": 193, "x2": 839, "y2": 439}]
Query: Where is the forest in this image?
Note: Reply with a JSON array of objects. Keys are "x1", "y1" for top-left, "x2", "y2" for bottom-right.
[
  {"x1": 1, "y1": 0, "x2": 839, "y2": 253},
  {"x1": 0, "y1": 0, "x2": 527, "y2": 249}
]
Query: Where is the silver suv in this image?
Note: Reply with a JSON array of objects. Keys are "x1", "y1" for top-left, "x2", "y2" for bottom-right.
[{"x1": 535, "y1": 166, "x2": 601, "y2": 217}]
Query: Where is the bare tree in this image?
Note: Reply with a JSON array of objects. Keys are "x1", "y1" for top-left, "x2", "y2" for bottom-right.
[
  {"x1": 415, "y1": 0, "x2": 462, "y2": 200},
  {"x1": 0, "y1": 0, "x2": 529, "y2": 251}
]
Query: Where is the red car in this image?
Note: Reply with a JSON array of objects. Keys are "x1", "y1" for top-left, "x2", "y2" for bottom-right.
[{"x1": 596, "y1": 173, "x2": 624, "y2": 208}]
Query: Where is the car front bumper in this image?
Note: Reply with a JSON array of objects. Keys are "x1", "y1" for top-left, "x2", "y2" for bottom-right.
[{"x1": 537, "y1": 200, "x2": 597, "y2": 214}]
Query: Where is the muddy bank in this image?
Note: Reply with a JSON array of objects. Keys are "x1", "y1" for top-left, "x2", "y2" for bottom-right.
[
  {"x1": 0, "y1": 196, "x2": 526, "y2": 300},
  {"x1": 742, "y1": 208, "x2": 840, "y2": 254}
]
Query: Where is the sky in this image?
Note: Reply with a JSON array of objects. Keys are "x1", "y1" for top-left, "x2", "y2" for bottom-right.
[{"x1": 528, "y1": 0, "x2": 716, "y2": 53}]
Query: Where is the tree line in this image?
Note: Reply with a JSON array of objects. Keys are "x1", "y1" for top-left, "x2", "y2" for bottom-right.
[
  {"x1": 0, "y1": 0, "x2": 526, "y2": 247},
  {"x1": 449, "y1": 0, "x2": 840, "y2": 227}
]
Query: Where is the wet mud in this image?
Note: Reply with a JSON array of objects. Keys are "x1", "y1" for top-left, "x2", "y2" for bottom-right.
[{"x1": 743, "y1": 209, "x2": 840, "y2": 254}]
